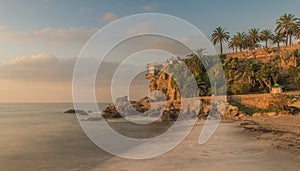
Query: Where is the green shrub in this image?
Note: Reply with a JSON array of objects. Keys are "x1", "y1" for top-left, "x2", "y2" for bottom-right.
[
  {"x1": 230, "y1": 101, "x2": 282, "y2": 115},
  {"x1": 293, "y1": 49, "x2": 300, "y2": 58},
  {"x1": 230, "y1": 83, "x2": 252, "y2": 95}
]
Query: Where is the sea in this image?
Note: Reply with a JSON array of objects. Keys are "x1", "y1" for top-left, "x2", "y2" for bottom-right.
[
  {"x1": 0, "y1": 102, "x2": 108, "y2": 170},
  {"x1": 0, "y1": 102, "x2": 174, "y2": 170}
]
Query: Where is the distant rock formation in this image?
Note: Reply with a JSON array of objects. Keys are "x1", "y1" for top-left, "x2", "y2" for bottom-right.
[{"x1": 64, "y1": 109, "x2": 88, "y2": 115}]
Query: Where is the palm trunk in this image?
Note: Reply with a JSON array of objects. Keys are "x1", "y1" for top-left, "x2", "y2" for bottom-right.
[
  {"x1": 220, "y1": 40, "x2": 223, "y2": 55},
  {"x1": 289, "y1": 34, "x2": 292, "y2": 46},
  {"x1": 286, "y1": 32, "x2": 289, "y2": 46}
]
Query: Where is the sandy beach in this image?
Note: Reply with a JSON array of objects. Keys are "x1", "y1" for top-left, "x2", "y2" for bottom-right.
[
  {"x1": 241, "y1": 115, "x2": 300, "y2": 154},
  {"x1": 89, "y1": 121, "x2": 300, "y2": 171},
  {"x1": 1, "y1": 106, "x2": 299, "y2": 171}
]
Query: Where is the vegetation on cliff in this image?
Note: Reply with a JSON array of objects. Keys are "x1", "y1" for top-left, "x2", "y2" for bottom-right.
[{"x1": 149, "y1": 13, "x2": 300, "y2": 98}]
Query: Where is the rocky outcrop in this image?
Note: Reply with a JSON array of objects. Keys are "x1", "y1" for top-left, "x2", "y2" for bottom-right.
[
  {"x1": 160, "y1": 108, "x2": 180, "y2": 121},
  {"x1": 222, "y1": 105, "x2": 244, "y2": 120},
  {"x1": 102, "y1": 97, "x2": 151, "y2": 119},
  {"x1": 101, "y1": 94, "x2": 300, "y2": 120},
  {"x1": 102, "y1": 105, "x2": 122, "y2": 119}
]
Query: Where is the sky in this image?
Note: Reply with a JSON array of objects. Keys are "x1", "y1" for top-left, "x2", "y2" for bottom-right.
[{"x1": 0, "y1": 0, "x2": 300, "y2": 102}]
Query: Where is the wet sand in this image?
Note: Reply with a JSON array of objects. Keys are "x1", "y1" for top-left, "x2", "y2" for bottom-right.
[
  {"x1": 241, "y1": 115, "x2": 300, "y2": 154},
  {"x1": 90, "y1": 121, "x2": 300, "y2": 171},
  {"x1": 1, "y1": 112, "x2": 299, "y2": 171}
]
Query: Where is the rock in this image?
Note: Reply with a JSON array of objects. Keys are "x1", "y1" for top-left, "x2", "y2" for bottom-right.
[
  {"x1": 222, "y1": 104, "x2": 241, "y2": 120},
  {"x1": 160, "y1": 109, "x2": 180, "y2": 121},
  {"x1": 102, "y1": 96, "x2": 152, "y2": 119},
  {"x1": 262, "y1": 112, "x2": 276, "y2": 117},
  {"x1": 102, "y1": 105, "x2": 122, "y2": 118},
  {"x1": 64, "y1": 109, "x2": 88, "y2": 115},
  {"x1": 64, "y1": 109, "x2": 76, "y2": 113},
  {"x1": 253, "y1": 113, "x2": 262, "y2": 117},
  {"x1": 284, "y1": 106, "x2": 300, "y2": 115},
  {"x1": 238, "y1": 113, "x2": 245, "y2": 118}
]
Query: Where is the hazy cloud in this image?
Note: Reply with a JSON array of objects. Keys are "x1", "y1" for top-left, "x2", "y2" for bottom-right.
[
  {"x1": 0, "y1": 27, "x2": 98, "y2": 43},
  {"x1": 100, "y1": 12, "x2": 118, "y2": 23},
  {"x1": 0, "y1": 54, "x2": 149, "y2": 102},
  {"x1": 33, "y1": 27, "x2": 97, "y2": 43},
  {"x1": 0, "y1": 54, "x2": 75, "y2": 82},
  {"x1": 0, "y1": 54, "x2": 145, "y2": 84}
]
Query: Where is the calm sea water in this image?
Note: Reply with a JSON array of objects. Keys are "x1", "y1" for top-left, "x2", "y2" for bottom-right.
[
  {"x1": 0, "y1": 102, "x2": 108, "y2": 117},
  {"x1": 0, "y1": 103, "x2": 112, "y2": 170},
  {"x1": 0, "y1": 103, "x2": 174, "y2": 170}
]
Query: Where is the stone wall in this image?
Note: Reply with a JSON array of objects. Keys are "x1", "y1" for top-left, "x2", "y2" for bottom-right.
[
  {"x1": 229, "y1": 91, "x2": 300, "y2": 109},
  {"x1": 229, "y1": 93, "x2": 272, "y2": 109}
]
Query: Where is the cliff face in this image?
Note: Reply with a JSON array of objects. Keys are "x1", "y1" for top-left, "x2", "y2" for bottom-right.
[{"x1": 147, "y1": 70, "x2": 181, "y2": 109}]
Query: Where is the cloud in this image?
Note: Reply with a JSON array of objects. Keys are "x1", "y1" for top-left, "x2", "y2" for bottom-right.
[
  {"x1": 0, "y1": 54, "x2": 150, "y2": 102},
  {"x1": 100, "y1": 12, "x2": 118, "y2": 23},
  {"x1": 0, "y1": 26, "x2": 98, "y2": 43},
  {"x1": 33, "y1": 27, "x2": 97, "y2": 43},
  {"x1": 0, "y1": 27, "x2": 29, "y2": 40},
  {"x1": 0, "y1": 54, "x2": 145, "y2": 84},
  {"x1": 0, "y1": 54, "x2": 75, "y2": 82}
]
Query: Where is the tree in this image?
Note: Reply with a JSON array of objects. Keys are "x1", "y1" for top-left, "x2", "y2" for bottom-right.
[
  {"x1": 275, "y1": 13, "x2": 298, "y2": 46},
  {"x1": 247, "y1": 28, "x2": 261, "y2": 50},
  {"x1": 293, "y1": 20, "x2": 300, "y2": 40},
  {"x1": 234, "y1": 32, "x2": 247, "y2": 52},
  {"x1": 211, "y1": 26, "x2": 230, "y2": 55},
  {"x1": 185, "y1": 48, "x2": 206, "y2": 72},
  {"x1": 228, "y1": 39, "x2": 236, "y2": 53},
  {"x1": 260, "y1": 29, "x2": 272, "y2": 48},
  {"x1": 272, "y1": 32, "x2": 285, "y2": 48},
  {"x1": 179, "y1": 49, "x2": 211, "y2": 97}
]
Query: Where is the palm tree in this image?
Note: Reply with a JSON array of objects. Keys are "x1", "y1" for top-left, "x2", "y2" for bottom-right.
[
  {"x1": 260, "y1": 29, "x2": 272, "y2": 48},
  {"x1": 275, "y1": 13, "x2": 298, "y2": 46},
  {"x1": 228, "y1": 38, "x2": 237, "y2": 53},
  {"x1": 211, "y1": 26, "x2": 230, "y2": 55},
  {"x1": 234, "y1": 32, "x2": 247, "y2": 52},
  {"x1": 247, "y1": 28, "x2": 261, "y2": 50},
  {"x1": 185, "y1": 48, "x2": 206, "y2": 72},
  {"x1": 292, "y1": 21, "x2": 300, "y2": 40},
  {"x1": 272, "y1": 32, "x2": 285, "y2": 48}
]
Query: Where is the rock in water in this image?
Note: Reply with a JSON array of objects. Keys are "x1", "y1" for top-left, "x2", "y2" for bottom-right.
[
  {"x1": 160, "y1": 109, "x2": 180, "y2": 121},
  {"x1": 101, "y1": 105, "x2": 122, "y2": 118},
  {"x1": 64, "y1": 109, "x2": 88, "y2": 115}
]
